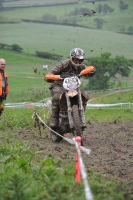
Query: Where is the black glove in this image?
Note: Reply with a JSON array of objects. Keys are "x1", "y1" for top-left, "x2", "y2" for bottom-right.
[
  {"x1": 60, "y1": 74, "x2": 67, "y2": 79},
  {"x1": 1, "y1": 94, "x2": 7, "y2": 100},
  {"x1": 84, "y1": 70, "x2": 96, "y2": 78},
  {"x1": 88, "y1": 71, "x2": 96, "y2": 77}
]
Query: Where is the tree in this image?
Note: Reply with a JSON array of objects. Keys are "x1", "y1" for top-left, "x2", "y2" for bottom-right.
[
  {"x1": 11, "y1": 44, "x2": 23, "y2": 52},
  {"x1": 94, "y1": 18, "x2": 105, "y2": 29},
  {"x1": 87, "y1": 53, "x2": 131, "y2": 90},
  {"x1": 36, "y1": 51, "x2": 63, "y2": 60},
  {"x1": 70, "y1": 7, "x2": 92, "y2": 16},
  {"x1": 102, "y1": 4, "x2": 114, "y2": 14},
  {"x1": 119, "y1": 26, "x2": 126, "y2": 33},
  {"x1": 42, "y1": 14, "x2": 58, "y2": 22},
  {"x1": 96, "y1": 4, "x2": 102, "y2": 14},
  {"x1": 127, "y1": 26, "x2": 133, "y2": 35},
  {"x1": 119, "y1": 0, "x2": 128, "y2": 11}
]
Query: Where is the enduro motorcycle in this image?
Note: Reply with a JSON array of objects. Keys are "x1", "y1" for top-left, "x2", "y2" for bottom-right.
[{"x1": 45, "y1": 66, "x2": 96, "y2": 142}]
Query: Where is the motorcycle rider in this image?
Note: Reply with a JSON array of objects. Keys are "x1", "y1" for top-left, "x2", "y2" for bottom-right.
[
  {"x1": 0, "y1": 58, "x2": 9, "y2": 117},
  {"x1": 45, "y1": 48, "x2": 96, "y2": 141}
]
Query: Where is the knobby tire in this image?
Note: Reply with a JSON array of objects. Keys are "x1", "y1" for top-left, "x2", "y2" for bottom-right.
[{"x1": 72, "y1": 104, "x2": 82, "y2": 136}]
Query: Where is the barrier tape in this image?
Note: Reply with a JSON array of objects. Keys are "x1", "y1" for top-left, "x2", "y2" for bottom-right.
[
  {"x1": 32, "y1": 110, "x2": 93, "y2": 200},
  {"x1": 4, "y1": 87, "x2": 133, "y2": 109},
  {"x1": 4, "y1": 101, "x2": 133, "y2": 109},
  {"x1": 32, "y1": 110, "x2": 75, "y2": 144},
  {"x1": 32, "y1": 110, "x2": 91, "y2": 151},
  {"x1": 87, "y1": 102, "x2": 133, "y2": 108},
  {"x1": 74, "y1": 137, "x2": 93, "y2": 200}
]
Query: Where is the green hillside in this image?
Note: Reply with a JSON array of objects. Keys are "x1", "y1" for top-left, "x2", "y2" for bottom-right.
[
  {"x1": 0, "y1": 49, "x2": 56, "y2": 66},
  {"x1": 0, "y1": 22, "x2": 133, "y2": 59},
  {"x1": 0, "y1": 0, "x2": 133, "y2": 59},
  {"x1": 0, "y1": 48, "x2": 132, "y2": 103},
  {"x1": 1, "y1": 0, "x2": 133, "y2": 32},
  {"x1": 0, "y1": 0, "x2": 133, "y2": 103},
  {"x1": 2, "y1": 0, "x2": 78, "y2": 7},
  {"x1": 89, "y1": 90, "x2": 133, "y2": 104}
]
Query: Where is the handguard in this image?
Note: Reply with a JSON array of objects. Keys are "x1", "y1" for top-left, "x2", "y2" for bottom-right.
[
  {"x1": 80, "y1": 66, "x2": 96, "y2": 76},
  {"x1": 45, "y1": 74, "x2": 61, "y2": 81}
]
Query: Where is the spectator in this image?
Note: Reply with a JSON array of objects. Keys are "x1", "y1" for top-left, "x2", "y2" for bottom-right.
[{"x1": 0, "y1": 58, "x2": 9, "y2": 117}]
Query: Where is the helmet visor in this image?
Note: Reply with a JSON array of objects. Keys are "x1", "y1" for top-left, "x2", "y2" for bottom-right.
[{"x1": 72, "y1": 58, "x2": 84, "y2": 65}]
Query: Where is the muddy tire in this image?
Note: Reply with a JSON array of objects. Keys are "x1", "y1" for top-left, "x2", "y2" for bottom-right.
[{"x1": 72, "y1": 104, "x2": 82, "y2": 136}]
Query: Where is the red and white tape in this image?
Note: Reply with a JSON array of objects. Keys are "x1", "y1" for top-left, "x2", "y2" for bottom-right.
[
  {"x1": 73, "y1": 137, "x2": 93, "y2": 200},
  {"x1": 32, "y1": 111, "x2": 93, "y2": 200}
]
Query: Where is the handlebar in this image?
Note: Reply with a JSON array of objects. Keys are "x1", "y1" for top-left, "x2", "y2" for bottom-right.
[{"x1": 45, "y1": 66, "x2": 96, "y2": 81}]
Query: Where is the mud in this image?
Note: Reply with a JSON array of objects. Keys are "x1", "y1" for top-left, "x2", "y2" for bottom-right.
[{"x1": 14, "y1": 121, "x2": 133, "y2": 192}]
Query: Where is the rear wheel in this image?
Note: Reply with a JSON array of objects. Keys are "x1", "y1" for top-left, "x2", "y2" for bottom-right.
[{"x1": 72, "y1": 104, "x2": 82, "y2": 136}]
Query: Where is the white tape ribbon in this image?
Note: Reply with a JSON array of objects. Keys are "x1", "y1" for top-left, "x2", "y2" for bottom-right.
[
  {"x1": 33, "y1": 111, "x2": 94, "y2": 200},
  {"x1": 74, "y1": 139, "x2": 93, "y2": 200}
]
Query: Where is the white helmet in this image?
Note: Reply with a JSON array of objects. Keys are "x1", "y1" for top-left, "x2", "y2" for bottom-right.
[{"x1": 70, "y1": 48, "x2": 85, "y2": 67}]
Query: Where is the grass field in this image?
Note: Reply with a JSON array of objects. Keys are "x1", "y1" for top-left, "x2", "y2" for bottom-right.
[
  {"x1": 0, "y1": 49, "x2": 54, "y2": 103},
  {"x1": 6, "y1": 63, "x2": 51, "y2": 103},
  {"x1": 0, "y1": 1, "x2": 133, "y2": 194},
  {"x1": 1, "y1": 0, "x2": 133, "y2": 31},
  {"x1": 0, "y1": 49, "x2": 56, "y2": 66},
  {"x1": 0, "y1": 0, "x2": 133, "y2": 103},
  {"x1": 89, "y1": 90, "x2": 133, "y2": 103},
  {"x1": 0, "y1": 49, "x2": 132, "y2": 104},
  {"x1": 0, "y1": 2, "x2": 133, "y2": 198},
  {"x1": 1, "y1": 111, "x2": 133, "y2": 200},
  {"x1": 0, "y1": 22, "x2": 133, "y2": 59},
  {"x1": 0, "y1": 0, "x2": 133, "y2": 59},
  {"x1": 3, "y1": 0, "x2": 78, "y2": 7}
]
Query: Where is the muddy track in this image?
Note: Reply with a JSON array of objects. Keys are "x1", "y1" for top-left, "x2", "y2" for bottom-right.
[{"x1": 15, "y1": 121, "x2": 133, "y2": 192}]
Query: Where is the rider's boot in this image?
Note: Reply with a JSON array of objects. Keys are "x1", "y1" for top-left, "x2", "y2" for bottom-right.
[
  {"x1": 50, "y1": 105, "x2": 59, "y2": 128},
  {"x1": 81, "y1": 96, "x2": 88, "y2": 130},
  {"x1": 50, "y1": 105, "x2": 62, "y2": 142},
  {"x1": 82, "y1": 123, "x2": 86, "y2": 129}
]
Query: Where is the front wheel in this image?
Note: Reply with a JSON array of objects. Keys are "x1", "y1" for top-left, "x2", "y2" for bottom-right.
[{"x1": 72, "y1": 104, "x2": 82, "y2": 137}]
